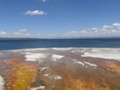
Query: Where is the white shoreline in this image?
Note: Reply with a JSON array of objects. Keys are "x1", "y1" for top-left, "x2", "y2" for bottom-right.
[
  {"x1": 3, "y1": 47, "x2": 120, "y2": 51},
  {"x1": 3, "y1": 48, "x2": 120, "y2": 61},
  {"x1": 81, "y1": 48, "x2": 120, "y2": 61}
]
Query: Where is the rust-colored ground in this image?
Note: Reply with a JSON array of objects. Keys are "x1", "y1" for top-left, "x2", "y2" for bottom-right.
[
  {"x1": 0, "y1": 49, "x2": 120, "y2": 90},
  {"x1": 62, "y1": 52, "x2": 120, "y2": 75},
  {"x1": 4, "y1": 57, "x2": 38, "y2": 90}
]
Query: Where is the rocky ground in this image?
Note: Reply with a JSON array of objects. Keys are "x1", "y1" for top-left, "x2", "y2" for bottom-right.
[{"x1": 0, "y1": 48, "x2": 120, "y2": 90}]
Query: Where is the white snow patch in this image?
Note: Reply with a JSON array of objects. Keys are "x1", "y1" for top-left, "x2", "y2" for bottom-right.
[
  {"x1": 0, "y1": 76, "x2": 5, "y2": 90},
  {"x1": 81, "y1": 48, "x2": 120, "y2": 61},
  {"x1": 30, "y1": 86, "x2": 45, "y2": 90},
  {"x1": 84, "y1": 62, "x2": 97, "y2": 67},
  {"x1": 73, "y1": 59, "x2": 84, "y2": 66},
  {"x1": 52, "y1": 54, "x2": 64, "y2": 61},
  {"x1": 25, "y1": 53, "x2": 47, "y2": 61}
]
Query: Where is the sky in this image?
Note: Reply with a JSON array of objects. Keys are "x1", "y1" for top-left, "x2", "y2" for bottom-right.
[{"x1": 0, "y1": 0, "x2": 120, "y2": 38}]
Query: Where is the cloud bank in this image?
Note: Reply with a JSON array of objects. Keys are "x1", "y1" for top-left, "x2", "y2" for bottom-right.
[
  {"x1": 13, "y1": 29, "x2": 31, "y2": 37},
  {"x1": 0, "y1": 31, "x2": 7, "y2": 37},
  {"x1": 61, "y1": 23, "x2": 120, "y2": 38},
  {"x1": 0, "y1": 23, "x2": 120, "y2": 38},
  {"x1": 0, "y1": 29, "x2": 31, "y2": 38}
]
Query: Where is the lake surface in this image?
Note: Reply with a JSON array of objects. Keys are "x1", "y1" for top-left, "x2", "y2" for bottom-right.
[{"x1": 0, "y1": 38, "x2": 120, "y2": 50}]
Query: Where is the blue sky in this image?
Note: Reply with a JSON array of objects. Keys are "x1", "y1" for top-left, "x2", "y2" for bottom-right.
[{"x1": 0, "y1": 0, "x2": 120, "y2": 38}]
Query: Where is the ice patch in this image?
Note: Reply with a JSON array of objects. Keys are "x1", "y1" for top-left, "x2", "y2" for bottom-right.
[
  {"x1": 81, "y1": 48, "x2": 120, "y2": 61},
  {"x1": 25, "y1": 53, "x2": 47, "y2": 61},
  {"x1": 73, "y1": 59, "x2": 84, "y2": 66},
  {"x1": 0, "y1": 76, "x2": 5, "y2": 90},
  {"x1": 30, "y1": 86, "x2": 45, "y2": 90},
  {"x1": 52, "y1": 54, "x2": 64, "y2": 61}
]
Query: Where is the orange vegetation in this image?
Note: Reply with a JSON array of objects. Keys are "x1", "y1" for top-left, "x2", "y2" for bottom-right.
[{"x1": 5, "y1": 56, "x2": 38, "y2": 90}]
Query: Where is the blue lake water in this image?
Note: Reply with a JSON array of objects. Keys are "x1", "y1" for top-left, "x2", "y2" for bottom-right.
[{"x1": 0, "y1": 38, "x2": 120, "y2": 50}]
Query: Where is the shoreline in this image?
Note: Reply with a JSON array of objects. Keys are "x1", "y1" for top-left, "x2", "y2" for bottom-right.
[
  {"x1": 1, "y1": 47, "x2": 120, "y2": 51},
  {"x1": 5, "y1": 48, "x2": 120, "y2": 61}
]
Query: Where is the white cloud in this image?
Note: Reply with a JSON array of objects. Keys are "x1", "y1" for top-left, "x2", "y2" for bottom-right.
[
  {"x1": 39, "y1": 0, "x2": 57, "y2": 2},
  {"x1": 0, "y1": 29, "x2": 43, "y2": 38},
  {"x1": 0, "y1": 31, "x2": 7, "y2": 37},
  {"x1": 24, "y1": 10, "x2": 47, "y2": 16},
  {"x1": 40, "y1": 0, "x2": 48, "y2": 2},
  {"x1": 61, "y1": 23, "x2": 120, "y2": 38},
  {"x1": 14, "y1": 29, "x2": 31, "y2": 37},
  {"x1": 18, "y1": 29, "x2": 28, "y2": 33},
  {"x1": 112, "y1": 23, "x2": 120, "y2": 27},
  {"x1": 1, "y1": 23, "x2": 120, "y2": 38}
]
